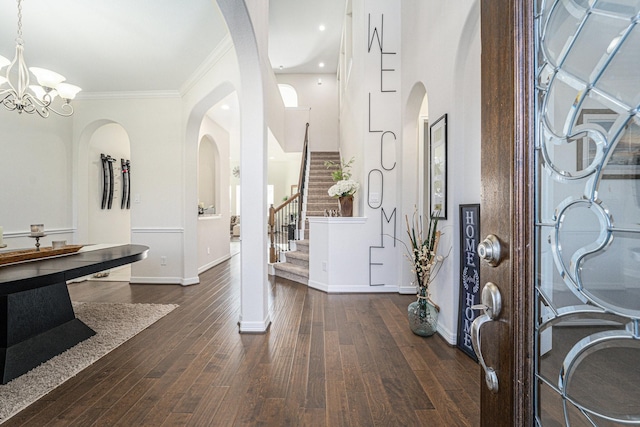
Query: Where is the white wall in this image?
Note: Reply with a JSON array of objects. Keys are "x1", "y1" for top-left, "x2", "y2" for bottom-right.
[
  {"x1": 73, "y1": 95, "x2": 185, "y2": 284},
  {"x1": 400, "y1": 0, "x2": 482, "y2": 344},
  {"x1": 336, "y1": 0, "x2": 403, "y2": 294},
  {"x1": 283, "y1": 107, "x2": 311, "y2": 153},
  {"x1": 198, "y1": 136, "x2": 217, "y2": 210},
  {"x1": 335, "y1": 0, "x2": 482, "y2": 344},
  {"x1": 268, "y1": 159, "x2": 301, "y2": 206},
  {"x1": 276, "y1": 74, "x2": 339, "y2": 152},
  {"x1": 87, "y1": 123, "x2": 131, "y2": 245},
  {"x1": 197, "y1": 116, "x2": 231, "y2": 273},
  {"x1": 0, "y1": 112, "x2": 74, "y2": 249}
]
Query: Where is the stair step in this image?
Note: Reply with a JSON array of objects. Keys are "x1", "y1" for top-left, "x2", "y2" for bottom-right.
[
  {"x1": 311, "y1": 151, "x2": 340, "y2": 156},
  {"x1": 310, "y1": 161, "x2": 335, "y2": 166},
  {"x1": 284, "y1": 251, "x2": 309, "y2": 267},
  {"x1": 308, "y1": 184, "x2": 332, "y2": 190},
  {"x1": 308, "y1": 197, "x2": 337, "y2": 203},
  {"x1": 293, "y1": 239, "x2": 309, "y2": 253},
  {"x1": 307, "y1": 194, "x2": 332, "y2": 201},
  {"x1": 306, "y1": 210, "x2": 337, "y2": 217},
  {"x1": 308, "y1": 191, "x2": 332, "y2": 198},
  {"x1": 273, "y1": 262, "x2": 309, "y2": 285},
  {"x1": 307, "y1": 203, "x2": 337, "y2": 208}
]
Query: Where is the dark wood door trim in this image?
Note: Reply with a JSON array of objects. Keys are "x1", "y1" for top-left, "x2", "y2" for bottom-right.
[
  {"x1": 480, "y1": 0, "x2": 535, "y2": 425},
  {"x1": 512, "y1": 1, "x2": 535, "y2": 424}
]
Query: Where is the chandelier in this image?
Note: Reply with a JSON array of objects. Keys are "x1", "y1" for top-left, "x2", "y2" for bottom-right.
[{"x1": 0, "y1": 0, "x2": 81, "y2": 117}]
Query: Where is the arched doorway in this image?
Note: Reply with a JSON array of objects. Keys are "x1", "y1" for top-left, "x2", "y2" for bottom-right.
[
  {"x1": 183, "y1": 0, "x2": 271, "y2": 332},
  {"x1": 86, "y1": 122, "x2": 132, "y2": 281}
]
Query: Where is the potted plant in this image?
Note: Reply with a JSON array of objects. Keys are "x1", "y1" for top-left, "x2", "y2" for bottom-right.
[
  {"x1": 404, "y1": 209, "x2": 444, "y2": 336},
  {"x1": 325, "y1": 157, "x2": 359, "y2": 217}
]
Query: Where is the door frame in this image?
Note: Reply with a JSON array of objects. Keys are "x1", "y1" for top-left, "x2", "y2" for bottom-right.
[{"x1": 480, "y1": 0, "x2": 535, "y2": 425}]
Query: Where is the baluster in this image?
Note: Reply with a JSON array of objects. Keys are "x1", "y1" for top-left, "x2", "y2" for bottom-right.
[{"x1": 269, "y1": 204, "x2": 276, "y2": 263}]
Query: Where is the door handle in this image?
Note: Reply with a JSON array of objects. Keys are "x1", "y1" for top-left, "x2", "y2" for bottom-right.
[{"x1": 471, "y1": 282, "x2": 502, "y2": 393}]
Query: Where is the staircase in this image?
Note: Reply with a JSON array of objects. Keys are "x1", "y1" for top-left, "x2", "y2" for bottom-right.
[
  {"x1": 306, "y1": 151, "x2": 340, "y2": 216},
  {"x1": 272, "y1": 151, "x2": 340, "y2": 284},
  {"x1": 272, "y1": 238, "x2": 309, "y2": 284}
]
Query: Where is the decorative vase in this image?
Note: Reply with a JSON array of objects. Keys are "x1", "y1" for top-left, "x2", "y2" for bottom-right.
[
  {"x1": 338, "y1": 195, "x2": 353, "y2": 217},
  {"x1": 408, "y1": 292, "x2": 439, "y2": 337}
]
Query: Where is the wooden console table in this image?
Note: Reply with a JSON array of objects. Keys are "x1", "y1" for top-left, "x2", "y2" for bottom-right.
[{"x1": 0, "y1": 244, "x2": 148, "y2": 384}]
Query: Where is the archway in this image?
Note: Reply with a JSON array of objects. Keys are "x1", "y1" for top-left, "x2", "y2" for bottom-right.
[
  {"x1": 215, "y1": 0, "x2": 269, "y2": 332},
  {"x1": 185, "y1": 81, "x2": 236, "y2": 284},
  {"x1": 398, "y1": 82, "x2": 429, "y2": 295},
  {"x1": 81, "y1": 121, "x2": 132, "y2": 280},
  {"x1": 183, "y1": 38, "x2": 269, "y2": 332}
]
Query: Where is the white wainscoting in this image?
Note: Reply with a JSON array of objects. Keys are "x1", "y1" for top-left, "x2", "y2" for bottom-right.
[
  {"x1": 308, "y1": 217, "x2": 399, "y2": 293},
  {"x1": 130, "y1": 227, "x2": 189, "y2": 285}
]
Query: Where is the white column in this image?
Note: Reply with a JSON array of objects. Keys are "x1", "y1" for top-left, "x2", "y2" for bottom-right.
[{"x1": 217, "y1": 0, "x2": 270, "y2": 332}]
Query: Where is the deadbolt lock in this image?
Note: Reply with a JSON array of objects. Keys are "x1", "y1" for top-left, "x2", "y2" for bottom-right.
[{"x1": 477, "y1": 234, "x2": 502, "y2": 267}]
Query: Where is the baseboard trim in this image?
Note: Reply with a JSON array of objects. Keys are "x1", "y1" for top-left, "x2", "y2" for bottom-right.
[
  {"x1": 239, "y1": 316, "x2": 272, "y2": 333},
  {"x1": 308, "y1": 280, "x2": 398, "y2": 294},
  {"x1": 398, "y1": 285, "x2": 416, "y2": 295},
  {"x1": 181, "y1": 277, "x2": 200, "y2": 286},
  {"x1": 129, "y1": 276, "x2": 183, "y2": 285},
  {"x1": 308, "y1": 280, "x2": 328, "y2": 292},
  {"x1": 198, "y1": 254, "x2": 231, "y2": 274},
  {"x1": 437, "y1": 323, "x2": 457, "y2": 345}
]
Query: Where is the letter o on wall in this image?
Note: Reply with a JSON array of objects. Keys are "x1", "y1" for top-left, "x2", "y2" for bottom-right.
[
  {"x1": 381, "y1": 131, "x2": 397, "y2": 171},
  {"x1": 367, "y1": 169, "x2": 383, "y2": 209}
]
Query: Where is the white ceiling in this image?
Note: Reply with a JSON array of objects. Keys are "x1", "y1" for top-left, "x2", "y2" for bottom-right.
[
  {"x1": 0, "y1": 0, "x2": 345, "y2": 94},
  {"x1": 0, "y1": 0, "x2": 228, "y2": 93},
  {"x1": 1, "y1": 0, "x2": 344, "y2": 164},
  {"x1": 269, "y1": 0, "x2": 346, "y2": 74}
]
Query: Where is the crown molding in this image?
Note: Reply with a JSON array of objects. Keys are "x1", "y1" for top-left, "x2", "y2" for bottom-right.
[
  {"x1": 73, "y1": 34, "x2": 233, "y2": 101},
  {"x1": 77, "y1": 91, "x2": 181, "y2": 100},
  {"x1": 180, "y1": 33, "x2": 234, "y2": 96}
]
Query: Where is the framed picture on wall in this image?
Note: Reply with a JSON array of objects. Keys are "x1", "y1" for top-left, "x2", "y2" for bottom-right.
[
  {"x1": 430, "y1": 114, "x2": 448, "y2": 219},
  {"x1": 577, "y1": 109, "x2": 640, "y2": 179}
]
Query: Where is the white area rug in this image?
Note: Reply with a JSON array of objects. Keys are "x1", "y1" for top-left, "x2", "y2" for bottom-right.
[{"x1": 0, "y1": 302, "x2": 178, "y2": 424}]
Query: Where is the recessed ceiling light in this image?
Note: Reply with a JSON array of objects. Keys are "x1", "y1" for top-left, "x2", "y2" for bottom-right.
[
  {"x1": 319, "y1": 62, "x2": 325, "y2": 68},
  {"x1": 319, "y1": 24, "x2": 326, "y2": 31},
  {"x1": 221, "y1": 104, "x2": 230, "y2": 110}
]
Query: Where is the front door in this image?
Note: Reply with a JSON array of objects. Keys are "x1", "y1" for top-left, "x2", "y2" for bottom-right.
[{"x1": 479, "y1": 0, "x2": 640, "y2": 425}]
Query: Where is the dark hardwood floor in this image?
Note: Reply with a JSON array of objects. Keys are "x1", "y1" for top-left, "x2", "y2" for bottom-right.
[{"x1": 5, "y1": 253, "x2": 480, "y2": 426}]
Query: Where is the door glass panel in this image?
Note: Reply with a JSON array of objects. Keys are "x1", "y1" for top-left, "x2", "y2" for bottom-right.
[
  {"x1": 597, "y1": 26, "x2": 640, "y2": 107},
  {"x1": 562, "y1": 13, "x2": 628, "y2": 82},
  {"x1": 535, "y1": 0, "x2": 640, "y2": 425}
]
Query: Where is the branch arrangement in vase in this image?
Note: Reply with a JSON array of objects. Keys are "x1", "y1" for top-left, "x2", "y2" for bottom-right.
[{"x1": 405, "y1": 209, "x2": 444, "y2": 309}]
